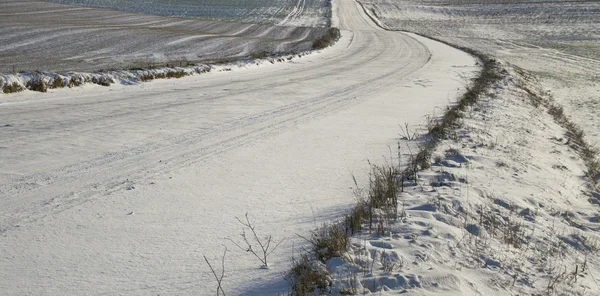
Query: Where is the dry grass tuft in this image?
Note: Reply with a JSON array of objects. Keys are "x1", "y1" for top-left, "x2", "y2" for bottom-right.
[
  {"x1": 91, "y1": 76, "x2": 113, "y2": 87},
  {"x1": 50, "y1": 76, "x2": 66, "y2": 89},
  {"x1": 2, "y1": 82, "x2": 25, "y2": 94},
  {"x1": 166, "y1": 70, "x2": 186, "y2": 79},
  {"x1": 26, "y1": 76, "x2": 48, "y2": 93},
  {"x1": 68, "y1": 76, "x2": 84, "y2": 88},
  {"x1": 302, "y1": 224, "x2": 349, "y2": 263},
  {"x1": 285, "y1": 254, "x2": 332, "y2": 295},
  {"x1": 139, "y1": 74, "x2": 154, "y2": 82}
]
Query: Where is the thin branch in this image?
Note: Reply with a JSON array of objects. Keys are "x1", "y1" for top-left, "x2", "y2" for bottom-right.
[
  {"x1": 266, "y1": 237, "x2": 286, "y2": 257},
  {"x1": 203, "y1": 246, "x2": 227, "y2": 296},
  {"x1": 228, "y1": 212, "x2": 286, "y2": 268}
]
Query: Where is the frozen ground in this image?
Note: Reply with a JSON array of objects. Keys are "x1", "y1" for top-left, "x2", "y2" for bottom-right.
[
  {"x1": 315, "y1": 2, "x2": 600, "y2": 294},
  {"x1": 0, "y1": 0, "x2": 479, "y2": 294},
  {"x1": 357, "y1": 0, "x2": 600, "y2": 145},
  {"x1": 46, "y1": 0, "x2": 331, "y2": 26},
  {"x1": 328, "y1": 61, "x2": 600, "y2": 295},
  {"x1": 0, "y1": 0, "x2": 327, "y2": 73}
]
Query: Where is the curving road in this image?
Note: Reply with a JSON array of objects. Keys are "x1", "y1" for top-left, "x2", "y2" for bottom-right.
[{"x1": 0, "y1": 0, "x2": 476, "y2": 294}]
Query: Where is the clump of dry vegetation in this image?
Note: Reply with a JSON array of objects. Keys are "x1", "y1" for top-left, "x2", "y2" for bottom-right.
[
  {"x1": 287, "y1": 161, "x2": 403, "y2": 294},
  {"x1": 138, "y1": 70, "x2": 188, "y2": 83},
  {"x1": 139, "y1": 73, "x2": 155, "y2": 82},
  {"x1": 165, "y1": 70, "x2": 186, "y2": 79},
  {"x1": 26, "y1": 76, "x2": 48, "y2": 92},
  {"x1": 50, "y1": 76, "x2": 66, "y2": 89},
  {"x1": 68, "y1": 76, "x2": 84, "y2": 88},
  {"x1": 414, "y1": 52, "x2": 502, "y2": 171},
  {"x1": 91, "y1": 76, "x2": 114, "y2": 87},
  {"x1": 313, "y1": 28, "x2": 341, "y2": 50},
  {"x1": 285, "y1": 254, "x2": 332, "y2": 296},
  {"x1": 301, "y1": 224, "x2": 349, "y2": 263},
  {"x1": 2, "y1": 82, "x2": 25, "y2": 94}
]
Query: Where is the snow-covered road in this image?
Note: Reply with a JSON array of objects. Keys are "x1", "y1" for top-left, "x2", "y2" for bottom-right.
[{"x1": 0, "y1": 0, "x2": 476, "y2": 294}]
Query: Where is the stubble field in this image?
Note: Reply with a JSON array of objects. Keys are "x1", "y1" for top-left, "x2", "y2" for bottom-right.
[
  {"x1": 0, "y1": 0, "x2": 329, "y2": 73},
  {"x1": 358, "y1": 0, "x2": 600, "y2": 144}
]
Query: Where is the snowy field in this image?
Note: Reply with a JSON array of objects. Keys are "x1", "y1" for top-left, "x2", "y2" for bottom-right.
[
  {"x1": 357, "y1": 0, "x2": 600, "y2": 145},
  {"x1": 0, "y1": 0, "x2": 480, "y2": 294},
  {"x1": 318, "y1": 1, "x2": 600, "y2": 294},
  {"x1": 2, "y1": 0, "x2": 599, "y2": 295},
  {"x1": 0, "y1": 0, "x2": 328, "y2": 73},
  {"x1": 46, "y1": 0, "x2": 331, "y2": 26},
  {"x1": 323, "y1": 61, "x2": 600, "y2": 295}
]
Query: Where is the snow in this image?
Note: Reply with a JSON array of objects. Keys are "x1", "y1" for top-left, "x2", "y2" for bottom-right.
[
  {"x1": 313, "y1": 1, "x2": 600, "y2": 293},
  {"x1": 0, "y1": 0, "x2": 479, "y2": 294},
  {"x1": 2, "y1": 0, "x2": 597, "y2": 294},
  {"x1": 0, "y1": 0, "x2": 328, "y2": 73},
  {"x1": 356, "y1": 0, "x2": 600, "y2": 146},
  {"x1": 46, "y1": 0, "x2": 330, "y2": 26},
  {"x1": 326, "y1": 61, "x2": 600, "y2": 295}
]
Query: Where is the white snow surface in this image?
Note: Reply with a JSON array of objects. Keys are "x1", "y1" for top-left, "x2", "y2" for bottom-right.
[
  {"x1": 0, "y1": 0, "x2": 478, "y2": 294},
  {"x1": 0, "y1": 0, "x2": 328, "y2": 73},
  {"x1": 356, "y1": 0, "x2": 600, "y2": 148},
  {"x1": 46, "y1": 0, "x2": 330, "y2": 26},
  {"x1": 327, "y1": 63, "x2": 600, "y2": 295}
]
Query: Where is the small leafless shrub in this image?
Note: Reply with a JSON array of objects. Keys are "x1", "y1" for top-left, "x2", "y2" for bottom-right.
[
  {"x1": 196, "y1": 66, "x2": 211, "y2": 74},
  {"x1": 227, "y1": 213, "x2": 285, "y2": 268},
  {"x1": 545, "y1": 265, "x2": 569, "y2": 295}
]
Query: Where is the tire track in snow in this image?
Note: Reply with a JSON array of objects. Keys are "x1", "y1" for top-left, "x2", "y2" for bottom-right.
[
  {"x1": 0, "y1": 0, "x2": 480, "y2": 294},
  {"x1": 0, "y1": 29, "x2": 430, "y2": 232},
  {"x1": 278, "y1": 0, "x2": 305, "y2": 25}
]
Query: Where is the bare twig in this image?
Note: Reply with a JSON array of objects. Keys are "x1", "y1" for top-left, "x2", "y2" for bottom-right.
[
  {"x1": 203, "y1": 246, "x2": 227, "y2": 296},
  {"x1": 227, "y1": 213, "x2": 286, "y2": 268}
]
